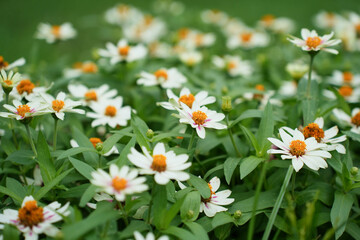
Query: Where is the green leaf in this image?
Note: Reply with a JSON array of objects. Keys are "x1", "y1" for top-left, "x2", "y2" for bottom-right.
[
  {"x1": 152, "y1": 183, "x2": 167, "y2": 225},
  {"x1": 101, "y1": 127, "x2": 131, "y2": 154},
  {"x1": 163, "y1": 226, "x2": 197, "y2": 240},
  {"x1": 188, "y1": 174, "x2": 211, "y2": 199},
  {"x1": 80, "y1": 185, "x2": 97, "y2": 207},
  {"x1": 113, "y1": 137, "x2": 136, "y2": 167},
  {"x1": 240, "y1": 156, "x2": 265, "y2": 179},
  {"x1": 330, "y1": 191, "x2": 354, "y2": 239},
  {"x1": 57, "y1": 147, "x2": 97, "y2": 160},
  {"x1": 181, "y1": 191, "x2": 201, "y2": 222},
  {"x1": 204, "y1": 164, "x2": 224, "y2": 180},
  {"x1": 343, "y1": 131, "x2": 360, "y2": 142},
  {"x1": 156, "y1": 196, "x2": 185, "y2": 230},
  {"x1": 256, "y1": 102, "x2": 274, "y2": 155},
  {"x1": 229, "y1": 109, "x2": 284, "y2": 128},
  {"x1": 34, "y1": 168, "x2": 73, "y2": 200},
  {"x1": 36, "y1": 131, "x2": 56, "y2": 184},
  {"x1": 212, "y1": 212, "x2": 234, "y2": 229},
  {"x1": 185, "y1": 222, "x2": 209, "y2": 240},
  {"x1": 69, "y1": 157, "x2": 95, "y2": 180},
  {"x1": 240, "y1": 125, "x2": 260, "y2": 154},
  {"x1": 346, "y1": 221, "x2": 360, "y2": 240},
  {"x1": 0, "y1": 186, "x2": 23, "y2": 204},
  {"x1": 152, "y1": 132, "x2": 190, "y2": 142},
  {"x1": 6, "y1": 178, "x2": 27, "y2": 199},
  {"x1": 118, "y1": 220, "x2": 149, "y2": 239},
  {"x1": 6, "y1": 150, "x2": 35, "y2": 165},
  {"x1": 131, "y1": 114, "x2": 151, "y2": 151},
  {"x1": 224, "y1": 157, "x2": 241, "y2": 184},
  {"x1": 3, "y1": 224, "x2": 20, "y2": 240},
  {"x1": 71, "y1": 126, "x2": 98, "y2": 166}
]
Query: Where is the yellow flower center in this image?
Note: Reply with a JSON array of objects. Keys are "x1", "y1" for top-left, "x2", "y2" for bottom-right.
[
  {"x1": 84, "y1": 90, "x2": 97, "y2": 101},
  {"x1": 355, "y1": 24, "x2": 360, "y2": 33},
  {"x1": 16, "y1": 80, "x2": 35, "y2": 95},
  {"x1": 227, "y1": 61, "x2": 237, "y2": 70},
  {"x1": 195, "y1": 34, "x2": 204, "y2": 46},
  {"x1": 105, "y1": 105, "x2": 117, "y2": 117},
  {"x1": 118, "y1": 46, "x2": 130, "y2": 56},
  {"x1": 179, "y1": 94, "x2": 195, "y2": 108},
  {"x1": 4, "y1": 79, "x2": 13, "y2": 86},
  {"x1": 208, "y1": 183, "x2": 215, "y2": 195},
  {"x1": 351, "y1": 112, "x2": 360, "y2": 127},
  {"x1": 16, "y1": 104, "x2": 31, "y2": 118},
  {"x1": 89, "y1": 137, "x2": 102, "y2": 148},
  {"x1": 306, "y1": 36, "x2": 322, "y2": 49},
  {"x1": 178, "y1": 28, "x2": 190, "y2": 39},
  {"x1": 0, "y1": 56, "x2": 9, "y2": 69},
  {"x1": 52, "y1": 100, "x2": 65, "y2": 112},
  {"x1": 51, "y1": 25, "x2": 61, "y2": 38},
  {"x1": 261, "y1": 14, "x2": 275, "y2": 26},
  {"x1": 289, "y1": 140, "x2": 307, "y2": 157},
  {"x1": 18, "y1": 200, "x2": 44, "y2": 228},
  {"x1": 254, "y1": 84, "x2": 265, "y2": 99},
  {"x1": 117, "y1": 4, "x2": 129, "y2": 14},
  {"x1": 81, "y1": 62, "x2": 98, "y2": 73},
  {"x1": 192, "y1": 110, "x2": 207, "y2": 125},
  {"x1": 240, "y1": 32, "x2": 253, "y2": 42},
  {"x1": 343, "y1": 71, "x2": 353, "y2": 83},
  {"x1": 144, "y1": 15, "x2": 154, "y2": 26},
  {"x1": 112, "y1": 176, "x2": 127, "y2": 191},
  {"x1": 151, "y1": 154, "x2": 167, "y2": 172},
  {"x1": 339, "y1": 85, "x2": 353, "y2": 97},
  {"x1": 154, "y1": 69, "x2": 168, "y2": 80},
  {"x1": 303, "y1": 123, "x2": 324, "y2": 142}
]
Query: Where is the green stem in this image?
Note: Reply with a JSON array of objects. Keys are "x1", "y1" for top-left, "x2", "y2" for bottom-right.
[
  {"x1": 226, "y1": 114, "x2": 241, "y2": 157},
  {"x1": 306, "y1": 54, "x2": 315, "y2": 99},
  {"x1": 262, "y1": 165, "x2": 294, "y2": 240},
  {"x1": 101, "y1": 220, "x2": 110, "y2": 238},
  {"x1": 188, "y1": 130, "x2": 196, "y2": 151},
  {"x1": 5, "y1": 93, "x2": 19, "y2": 148},
  {"x1": 53, "y1": 117, "x2": 58, "y2": 151},
  {"x1": 147, "y1": 181, "x2": 156, "y2": 224},
  {"x1": 118, "y1": 202, "x2": 129, "y2": 226},
  {"x1": 247, "y1": 161, "x2": 268, "y2": 240},
  {"x1": 24, "y1": 124, "x2": 37, "y2": 157}
]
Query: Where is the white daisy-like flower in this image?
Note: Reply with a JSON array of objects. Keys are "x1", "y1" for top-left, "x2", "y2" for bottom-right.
[
  {"x1": 175, "y1": 101, "x2": 226, "y2": 139},
  {"x1": 137, "y1": 67, "x2": 187, "y2": 89},
  {"x1": 39, "y1": 92, "x2": 84, "y2": 120},
  {"x1": 128, "y1": 142, "x2": 191, "y2": 185},
  {"x1": 98, "y1": 39, "x2": 147, "y2": 65},
  {"x1": 157, "y1": 87, "x2": 215, "y2": 110},
  {"x1": 287, "y1": 28, "x2": 341, "y2": 54},
  {"x1": 282, "y1": 117, "x2": 346, "y2": 154},
  {"x1": 279, "y1": 81, "x2": 297, "y2": 97},
  {"x1": 9, "y1": 78, "x2": 52, "y2": 102},
  {"x1": 333, "y1": 108, "x2": 360, "y2": 134},
  {"x1": 267, "y1": 128, "x2": 332, "y2": 172},
  {"x1": 201, "y1": 9, "x2": 229, "y2": 27},
  {"x1": 86, "y1": 96, "x2": 131, "y2": 128},
  {"x1": 104, "y1": 4, "x2": 143, "y2": 26},
  {"x1": 36, "y1": 22, "x2": 77, "y2": 44},
  {"x1": 177, "y1": 28, "x2": 216, "y2": 49},
  {"x1": 68, "y1": 83, "x2": 117, "y2": 107},
  {"x1": 285, "y1": 61, "x2": 309, "y2": 81},
  {"x1": 258, "y1": 15, "x2": 295, "y2": 34},
  {"x1": 70, "y1": 138, "x2": 119, "y2": 156},
  {"x1": 328, "y1": 70, "x2": 360, "y2": 87},
  {"x1": 0, "y1": 196, "x2": 70, "y2": 240},
  {"x1": 133, "y1": 231, "x2": 169, "y2": 240},
  {"x1": 323, "y1": 85, "x2": 360, "y2": 103},
  {"x1": 212, "y1": 55, "x2": 253, "y2": 77},
  {"x1": 314, "y1": 11, "x2": 344, "y2": 29},
  {"x1": 221, "y1": 18, "x2": 247, "y2": 37},
  {"x1": 227, "y1": 29, "x2": 269, "y2": 49},
  {"x1": 0, "y1": 56, "x2": 26, "y2": 71},
  {"x1": 179, "y1": 51, "x2": 203, "y2": 67},
  {"x1": 63, "y1": 61, "x2": 98, "y2": 79},
  {"x1": 0, "y1": 99, "x2": 46, "y2": 120},
  {"x1": 148, "y1": 42, "x2": 173, "y2": 59},
  {"x1": 0, "y1": 70, "x2": 22, "y2": 89},
  {"x1": 91, "y1": 165, "x2": 148, "y2": 202},
  {"x1": 240, "y1": 84, "x2": 283, "y2": 108}
]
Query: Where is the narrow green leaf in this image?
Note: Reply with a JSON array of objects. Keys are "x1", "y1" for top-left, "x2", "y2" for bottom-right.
[
  {"x1": 37, "y1": 131, "x2": 55, "y2": 184},
  {"x1": 185, "y1": 222, "x2": 209, "y2": 240},
  {"x1": 224, "y1": 157, "x2": 241, "y2": 184},
  {"x1": 117, "y1": 220, "x2": 149, "y2": 239},
  {"x1": 330, "y1": 191, "x2": 354, "y2": 239},
  {"x1": 240, "y1": 125, "x2": 260, "y2": 154},
  {"x1": 240, "y1": 156, "x2": 265, "y2": 179},
  {"x1": 346, "y1": 221, "x2": 360, "y2": 240},
  {"x1": 80, "y1": 185, "x2": 97, "y2": 207},
  {"x1": 256, "y1": 102, "x2": 274, "y2": 155},
  {"x1": 6, "y1": 150, "x2": 35, "y2": 165},
  {"x1": 113, "y1": 137, "x2": 136, "y2": 167},
  {"x1": 101, "y1": 128, "x2": 131, "y2": 154},
  {"x1": 343, "y1": 131, "x2": 360, "y2": 142},
  {"x1": 188, "y1": 174, "x2": 211, "y2": 199},
  {"x1": 3, "y1": 224, "x2": 20, "y2": 240},
  {"x1": 69, "y1": 157, "x2": 95, "y2": 180},
  {"x1": 71, "y1": 126, "x2": 99, "y2": 166},
  {"x1": 6, "y1": 178, "x2": 27, "y2": 199},
  {"x1": 156, "y1": 196, "x2": 185, "y2": 229},
  {"x1": 131, "y1": 114, "x2": 151, "y2": 151},
  {"x1": 0, "y1": 186, "x2": 23, "y2": 204},
  {"x1": 152, "y1": 184, "x2": 167, "y2": 224},
  {"x1": 57, "y1": 147, "x2": 97, "y2": 160},
  {"x1": 212, "y1": 212, "x2": 234, "y2": 229},
  {"x1": 163, "y1": 226, "x2": 197, "y2": 240}
]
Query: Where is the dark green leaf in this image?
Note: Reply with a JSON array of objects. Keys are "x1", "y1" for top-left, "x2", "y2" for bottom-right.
[
  {"x1": 181, "y1": 191, "x2": 201, "y2": 222},
  {"x1": 69, "y1": 157, "x2": 95, "y2": 180},
  {"x1": 188, "y1": 174, "x2": 211, "y2": 199},
  {"x1": 37, "y1": 131, "x2": 56, "y2": 184},
  {"x1": 224, "y1": 157, "x2": 241, "y2": 184},
  {"x1": 240, "y1": 156, "x2": 265, "y2": 179},
  {"x1": 330, "y1": 191, "x2": 354, "y2": 239}
]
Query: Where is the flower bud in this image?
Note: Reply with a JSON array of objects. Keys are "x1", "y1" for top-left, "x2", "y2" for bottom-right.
[
  {"x1": 350, "y1": 167, "x2": 358, "y2": 176},
  {"x1": 146, "y1": 129, "x2": 154, "y2": 139},
  {"x1": 96, "y1": 126, "x2": 107, "y2": 136},
  {"x1": 222, "y1": 96, "x2": 232, "y2": 113},
  {"x1": 186, "y1": 210, "x2": 194, "y2": 219},
  {"x1": 95, "y1": 142, "x2": 103, "y2": 152},
  {"x1": 233, "y1": 210, "x2": 242, "y2": 219},
  {"x1": 221, "y1": 86, "x2": 228, "y2": 95}
]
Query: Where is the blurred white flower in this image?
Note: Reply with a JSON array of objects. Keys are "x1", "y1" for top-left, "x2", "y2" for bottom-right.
[
  {"x1": 36, "y1": 22, "x2": 77, "y2": 43},
  {"x1": 68, "y1": 83, "x2": 117, "y2": 107},
  {"x1": 104, "y1": 4, "x2": 143, "y2": 26},
  {"x1": 179, "y1": 51, "x2": 203, "y2": 67},
  {"x1": 63, "y1": 61, "x2": 98, "y2": 79},
  {"x1": 133, "y1": 231, "x2": 169, "y2": 240},
  {"x1": 212, "y1": 55, "x2": 253, "y2": 77},
  {"x1": 137, "y1": 67, "x2": 187, "y2": 89},
  {"x1": 201, "y1": 9, "x2": 228, "y2": 26},
  {"x1": 258, "y1": 15, "x2": 295, "y2": 34},
  {"x1": 0, "y1": 56, "x2": 25, "y2": 71},
  {"x1": 328, "y1": 70, "x2": 360, "y2": 87},
  {"x1": 333, "y1": 108, "x2": 360, "y2": 134},
  {"x1": 227, "y1": 28, "x2": 269, "y2": 49}
]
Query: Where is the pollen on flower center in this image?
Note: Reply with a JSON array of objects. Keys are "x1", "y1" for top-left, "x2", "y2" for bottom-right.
[
  {"x1": 118, "y1": 46, "x2": 130, "y2": 56},
  {"x1": 343, "y1": 72, "x2": 353, "y2": 83},
  {"x1": 306, "y1": 36, "x2": 322, "y2": 49},
  {"x1": 151, "y1": 154, "x2": 167, "y2": 172},
  {"x1": 179, "y1": 94, "x2": 195, "y2": 108},
  {"x1": 17, "y1": 80, "x2": 35, "y2": 95},
  {"x1": 0, "y1": 56, "x2": 9, "y2": 69},
  {"x1": 105, "y1": 105, "x2": 117, "y2": 117},
  {"x1": 351, "y1": 112, "x2": 360, "y2": 127},
  {"x1": 240, "y1": 33, "x2": 253, "y2": 42},
  {"x1": 84, "y1": 90, "x2": 97, "y2": 101},
  {"x1": 18, "y1": 200, "x2": 44, "y2": 228},
  {"x1": 52, "y1": 100, "x2": 65, "y2": 112},
  {"x1": 192, "y1": 110, "x2": 208, "y2": 125},
  {"x1": 289, "y1": 140, "x2": 307, "y2": 157},
  {"x1": 112, "y1": 176, "x2": 127, "y2": 191},
  {"x1": 154, "y1": 69, "x2": 168, "y2": 80},
  {"x1": 303, "y1": 123, "x2": 324, "y2": 142},
  {"x1": 339, "y1": 85, "x2": 353, "y2": 97},
  {"x1": 52, "y1": 25, "x2": 61, "y2": 38},
  {"x1": 89, "y1": 137, "x2": 102, "y2": 148},
  {"x1": 201, "y1": 183, "x2": 215, "y2": 203},
  {"x1": 16, "y1": 104, "x2": 31, "y2": 118}
]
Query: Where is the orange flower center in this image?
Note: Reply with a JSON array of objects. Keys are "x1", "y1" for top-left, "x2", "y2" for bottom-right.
[
  {"x1": 18, "y1": 200, "x2": 44, "y2": 228},
  {"x1": 289, "y1": 140, "x2": 306, "y2": 157},
  {"x1": 262, "y1": 14, "x2": 275, "y2": 26},
  {"x1": 118, "y1": 46, "x2": 130, "y2": 56},
  {"x1": 154, "y1": 69, "x2": 168, "y2": 80},
  {"x1": 192, "y1": 110, "x2": 207, "y2": 125},
  {"x1": 351, "y1": 112, "x2": 360, "y2": 127},
  {"x1": 4, "y1": 79, "x2": 13, "y2": 86},
  {"x1": 52, "y1": 25, "x2": 61, "y2": 38},
  {"x1": 117, "y1": 5, "x2": 129, "y2": 14},
  {"x1": 179, "y1": 94, "x2": 195, "y2": 108},
  {"x1": 144, "y1": 15, "x2": 154, "y2": 26},
  {"x1": 195, "y1": 34, "x2": 204, "y2": 46},
  {"x1": 338, "y1": 85, "x2": 353, "y2": 97},
  {"x1": 151, "y1": 154, "x2": 167, "y2": 172},
  {"x1": 52, "y1": 100, "x2": 65, "y2": 112},
  {"x1": 227, "y1": 61, "x2": 236, "y2": 70},
  {"x1": 240, "y1": 32, "x2": 253, "y2": 42},
  {"x1": 178, "y1": 28, "x2": 190, "y2": 39},
  {"x1": 112, "y1": 176, "x2": 127, "y2": 191},
  {"x1": 208, "y1": 183, "x2": 215, "y2": 195},
  {"x1": 89, "y1": 137, "x2": 102, "y2": 148},
  {"x1": 84, "y1": 90, "x2": 97, "y2": 101},
  {"x1": 16, "y1": 104, "x2": 31, "y2": 118},
  {"x1": 73, "y1": 62, "x2": 83, "y2": 69},
  {"x1": 16, "y1": 80, "x2": 35, "y2": 95},
  {"x1": 0, "y1": 56, "x2": 9, "y2": 69},
  {"x1": 355, "y1": 24, "x2": 360, "y2": 33},
  {"x1": 254, "y1": 84, "x2": 265, "y2": 99},
  {"x1": 306, "y1": 36, "x2": 322, "y2": 49},
  {"x1": 303, "y1": 123, "x2": 324, "y2": 142},
  {"x1": 105, "y1": 105, "x2": 117, "y2": 117},
  {"x1": 82, "y1": 62, "x2": 98, "y2": 73},
  {"x1": 343, "y1": 71, "x2": 353, "y2": 83}
]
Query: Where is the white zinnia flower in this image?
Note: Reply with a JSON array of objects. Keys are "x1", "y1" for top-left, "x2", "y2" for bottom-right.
[
  {"x1": 314, "y1": 11, "x2": 343, "y2": 29},
  {"x1": 98, "y1": 39, "x2": 147, "y2": 65},
  {"x1": 328, "y1": 70, "x2": 360, "y2": 87},
  {"x1": 104, "y1": 4, "x2": 143, "y2": 26},
  {"x1": 70, "y1": 138, "x2": 119, "y2": 156},
  {"x1": 227, "y1": 29, "x2": 269, "y2": 49},
  {"x1": 68, "y1": 83, "x2": 117, "y2": 107},
  {"x1": 158, "y1": 87, "x2": 215, "y2": 110},
  {"x1": 201, "y1": 9, "x2": 229, "y2": 27},
  {"x1": 212, "y1": 55, "x2": 253, "y2": 77},
  {"x1": 91, "y1": 165, "x2": 148, "y2": 202},
  {"x1": 128, "y1": 142, "x2": 191, "y2": 185},
  {"x1": 10, "y1": 78, "x2": 51, "y2": 102},
  {"x1": 0, "y1": 99, "x2": 46, "y2": 120},
  {"x1": 258, "y1": 15, "x2": 295, "y2": 34},
  {"x1": 285, "y1": 61, "x2": 309, "y2": 81},
  {"x1": 36, "y1": 22, "x2": 77, "y2": 44},
  {"x1": 323, "y1": 85, "x2": 360, "y2": 103},
  {"x1": 133, "y1": 231, "x2": 169, "y2": 240},
  {"x1": 333, "y1": 108, "x2": 360, "y2": 134},
  {"x1": 175, "y1": 102, "x2": 227, "y2": 139},
  {"x1": 86, "y1": 96, "x2": 131, "y2": 128},
  {"x1": 287, "y1": 28, "x2": 341, "y2": 54},
  {"x1": 179, "y1": 51, "x2": 203, "y2": 67},
  {"x1": 0, "y1": 56, "x2": 26, "y2": 71},
  {"x1": 63, "y1": 61, "x2": 98, "y2": 79},
  {"x1": 137, "y1": 67, "x2": 187, "y2": 89},
  {"x1": 0, "y1": 196, "x2": 70, "y2": 240},
  {"x1": 0, "y1": 70, "x2": 22, "y2": 89},
  {"x1": 267, "y1": 128, "x2": 331, "y2": 172}
]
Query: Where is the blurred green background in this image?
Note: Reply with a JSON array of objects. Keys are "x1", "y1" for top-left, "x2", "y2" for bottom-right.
[{"x1": 1, "y1": 0, "x2": 359, "y2": 64}]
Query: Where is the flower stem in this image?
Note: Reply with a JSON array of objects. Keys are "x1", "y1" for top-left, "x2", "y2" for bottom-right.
[
  {"x1": 188, "y1": 130, "x2": 196, "y2": 151},
  {"x1": 262, "y1": 165, "x2": 294, "y2": 240},
  {"x1": 247, "y1": 161, "x2": 268, "y2": 240},
  {"x1": 5, "y1": 92, "x2": 18, "y2": 148},
  {"x1": 306, "y1": 53, "x2": 315, "y2": 99},
  {"x1": 225, "y1": 114, "x2": 241, "y2": 157},
  {"x1": 118, "y1": 202, "x2": 129, "y2": 226},
  {"x1": 53, "y1": 117, "x2": 59, "y2": 151},
  {"x1": 24, "y1": 124, "x2": 37, "y2": 158},
  {"x1": 147, "y1": 181, "x2": 156, "y2": 224}
]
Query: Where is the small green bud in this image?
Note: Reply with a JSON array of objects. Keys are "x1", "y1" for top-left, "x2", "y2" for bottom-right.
[
  {"x1": 233, "y1": 210, "x2": 242, "y2": 219},
  {"x1": 222, "y1": 96, "x2": 232, "y2": 113},
  {"x1": 221, "y1": 86, "x2": 229, "y2": 95},
  {"x1": 95, "y1": 142, "x2": 103, "y2": 152},
  {"x1": 186, "y1": 210, "x2": 194, "y2": 219},
  {"x1": 350, "y1": 167, "x2": 358, "y2": 176},
  {"x1": 146, "y1": 129, "x2": 154, "y2": 139}
]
